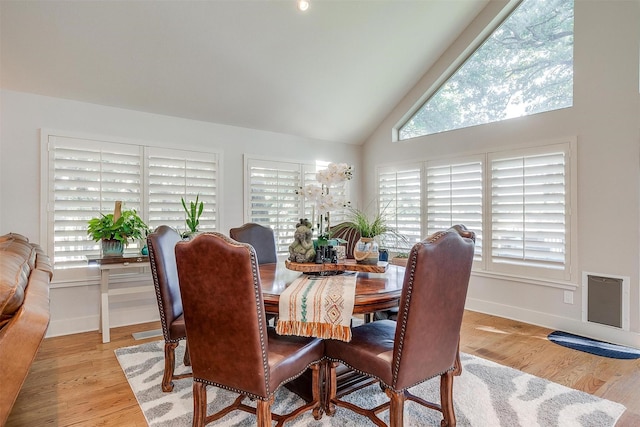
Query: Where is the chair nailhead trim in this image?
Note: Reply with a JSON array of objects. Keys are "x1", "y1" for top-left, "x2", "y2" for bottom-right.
[
  {"x1": 195, "y1": 359, "x2": 323, "y2": 401},
  {"x1": 148, "y1": 241, "x2": 172, "y2": 343}
]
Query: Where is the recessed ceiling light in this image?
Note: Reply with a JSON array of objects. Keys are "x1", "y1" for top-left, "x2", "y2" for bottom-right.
[{"x1": 297, "y1": 0, "x2": 310, "y2": 12}]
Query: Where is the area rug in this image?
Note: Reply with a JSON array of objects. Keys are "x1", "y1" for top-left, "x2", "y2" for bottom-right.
[
  {"x1": 115, "y1": 340, "x2": 626, "y2": 426},
  {"x1": 548, "y1": 331, "x2": 640, "y2": 359}
]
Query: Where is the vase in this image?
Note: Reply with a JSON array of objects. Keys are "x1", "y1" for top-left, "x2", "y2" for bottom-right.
[
  {"x1": 101, "y1": 239, "x2": 124, "y2": 257},
  {"x1": 353, "y1": 237, "x2": 379, "y2": 265}
]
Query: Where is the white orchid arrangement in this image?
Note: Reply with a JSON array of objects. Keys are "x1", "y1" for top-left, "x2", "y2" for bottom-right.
[{"x1": 297, "y1": 162, "x2": 353, "y2": 239}]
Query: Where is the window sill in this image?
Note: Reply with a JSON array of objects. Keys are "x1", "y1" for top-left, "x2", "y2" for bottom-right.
[{"x1": 471, "y1": 269, "x2": 578, "y2": 291}]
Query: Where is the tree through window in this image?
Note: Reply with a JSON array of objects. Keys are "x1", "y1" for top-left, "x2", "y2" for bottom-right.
[{"x1": 399, "y1": 0, "x2": 574, "y2": 140}]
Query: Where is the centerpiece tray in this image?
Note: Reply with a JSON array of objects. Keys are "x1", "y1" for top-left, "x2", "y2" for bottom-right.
[{"x1": 285, "y1": 259, "x2": 388, "y2": 273}]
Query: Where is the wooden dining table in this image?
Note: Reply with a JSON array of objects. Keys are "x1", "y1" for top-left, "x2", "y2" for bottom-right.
[
  {"x1": 257, "y1": 260, "x2": 407, "y2": 401},
  {"x1": 258, "y1": 261, "x2": 406, "y2": 317}
]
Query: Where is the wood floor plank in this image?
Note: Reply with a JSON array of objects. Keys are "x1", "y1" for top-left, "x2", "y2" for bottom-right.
[{"x1": 5, "y1": 313, "x2": 640, "y2": 426}]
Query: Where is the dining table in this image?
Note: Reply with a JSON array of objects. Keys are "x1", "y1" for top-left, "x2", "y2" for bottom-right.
[
  {"x1": 259, "y1": 260, "x2": 406, "y2": 317},
  {"x1": 257, "y1": 260, "x2": 407, "y2": 401}
]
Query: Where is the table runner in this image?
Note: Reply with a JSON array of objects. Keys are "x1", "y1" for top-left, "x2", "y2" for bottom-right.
[{"x1": 276, "y1": 273, "x2": 356, "y2": 342}]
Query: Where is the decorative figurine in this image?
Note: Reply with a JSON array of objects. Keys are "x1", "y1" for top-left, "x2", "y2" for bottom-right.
[{"x1": 288, "y1": 218, "x2": 316, "y2": 263}]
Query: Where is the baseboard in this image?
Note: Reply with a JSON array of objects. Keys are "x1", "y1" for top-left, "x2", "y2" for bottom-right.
[
  {"x1": 466, "y1": 298, "x2": 640, "y2": 350},
  {"x1": 46, "y1": 309, "x2": 160, "y2": 338}
]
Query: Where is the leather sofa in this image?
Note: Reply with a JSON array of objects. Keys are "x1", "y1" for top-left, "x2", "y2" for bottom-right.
[{"x1": 0, "y1": 233, "x2": 52, "y2": 425}]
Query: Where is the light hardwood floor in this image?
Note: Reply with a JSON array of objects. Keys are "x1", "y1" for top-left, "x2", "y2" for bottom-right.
[{"x1": 6, "y1": 311, "x2": 640, "y2": 426}]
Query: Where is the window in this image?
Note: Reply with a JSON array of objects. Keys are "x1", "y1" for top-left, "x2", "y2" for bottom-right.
[
  {"x1": 246, "y1": 159, "x2": 303, "y2": 254},
  {"x1": 489, "y1": 146, "x2": 568, "y2": 278},
  {"x1": 376, "y1": 140, "x2": 573, "y2": 282},
  {"x1": 399, "y1": 0, "x2": 574, "y2": 139},
  {"x1": 43, "y1": 132, "x2": 219, "y2": 277},
  {"x1": 245, "y1": 158, "x2": 352, "y2": 254},
  {"x1": 377, "y1": 165, "x2": 422, "y2": 251},
  {"x1": 146, "y1": 147, "x2": 218, "y2": 232},
  {"x1": 426, "y1": 158, "x2": 483, "y2": 261}
]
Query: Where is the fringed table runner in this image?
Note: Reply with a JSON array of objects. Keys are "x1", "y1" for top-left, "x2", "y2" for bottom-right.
[{"x1": 276, "y1": 273, "x2": 356, "y2": 342}]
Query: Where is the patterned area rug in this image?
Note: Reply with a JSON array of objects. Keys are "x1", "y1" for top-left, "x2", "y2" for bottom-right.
[{"x1": 115, "y1": 340, "x2": 626, "y2": 426}]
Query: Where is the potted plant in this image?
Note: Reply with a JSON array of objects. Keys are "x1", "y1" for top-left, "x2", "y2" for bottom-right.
[
  {"x1": 87, "y1": 207, "x2": 149, "y2": 256},
  {"x1": 390, "y1": 251, "x2": 409, "y2": 267},
  {"x1": 333, "y1": 207, "x2": 406, "y2": 265},
  {"x1": 181, "y1": 194, "x2": 204, "y2": 238}
]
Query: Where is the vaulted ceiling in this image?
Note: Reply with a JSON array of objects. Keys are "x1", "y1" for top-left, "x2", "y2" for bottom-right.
[{"x1": 0, "y1": 0, "x2": 488, "y2": 144}]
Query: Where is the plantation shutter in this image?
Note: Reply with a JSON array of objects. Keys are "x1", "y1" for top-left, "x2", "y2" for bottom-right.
[
  {"x1": 48, "y1": 136, "x2": 143, "y2": 270},
  {"x1": 302, "y1": 165, "x2": 319, "y2": 228},
  {"x1": 146, "y1": 148, "x2": 218, "y2": 234},
  {"x1": 426, "y1": 158, "x2": 483, "y2": 260},
  {"x1": 247, "y1": 159, "x2": 302, "y2": 253},
  {"x1": 490, "y1": 148, "x2": 566, "y2": 274},
  {"x1": 377, "y1": 165, "x2": 422, "y2": 251}
]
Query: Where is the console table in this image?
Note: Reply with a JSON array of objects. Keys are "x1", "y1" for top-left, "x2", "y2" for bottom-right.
[{"x1": 87, "y1": 254, "x2": 150, "y2": 343}]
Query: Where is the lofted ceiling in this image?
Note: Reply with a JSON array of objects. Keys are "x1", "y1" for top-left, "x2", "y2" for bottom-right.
[{"x1": 0, "y1": 0, "x2": 488, "y2": 144}]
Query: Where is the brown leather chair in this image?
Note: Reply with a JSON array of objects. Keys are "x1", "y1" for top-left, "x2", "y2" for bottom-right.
[
  {"x1": 324, "y1": 224, "x2": 475, "y2": 427},
  {"x1": 147, "y1": 225, "x2": 192, "y2": 392},
  {"x1": 229, "y1": 223, "x2": 278, "y2": 264},
  {"x1": 229, "y1": 223, "x2": 279, "y2": 325},
  {"x1": 329, "y1": 222, "x2": 361, "y2": 259},
  {"x1": 174, "y1": 232, "x2": 324, "y2": 426}
]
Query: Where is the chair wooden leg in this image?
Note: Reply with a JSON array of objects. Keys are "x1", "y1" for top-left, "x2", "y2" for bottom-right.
[
  {"x1": 184, "y1": 340, "x2": 191, "y2": 366},
  {"x1": 452, "y1": 340, "x2": 462, "y2": 376},
  {"x1": 311, "y1": 362, "x2": 323, "y2": 420},
  {"x1": 192, "y1": 381, "x2": 207, "y2": 427},
  {"x1": 256, "y1": 396, "x2": 274, "y2": 427},
  {"x1": 386, "y1": 388, "x2": 406, "y2": 427},
  {"x1": 163, "y1": 341, "x2": 178, "y2": 392},
  {"x1": 325, "y1": 361, "x2": 338, "y2": 416},
  {"x1": 439, "y1": 370, "x2": 456, "y2": 427}
]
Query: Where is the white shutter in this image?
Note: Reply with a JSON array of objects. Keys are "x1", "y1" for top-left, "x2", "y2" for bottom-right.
[
  {"x1": 377, "y1": 165, "x2": 422, "y2": 251},
  {"x1": 45, "y1": 133, "x2": 221, "y2": 279},
  {"x1": 147, "y1": 148, "x2": 218, "y2": 234},
  {"x1": 302, "y1": 165, "x2": 320, "y2": 227},
  {"x1": 489, "y1": 147, "x2": 566, "y2": 276},
  {"x1": 48, "y1": 136, "x2": 142, "y2": 269},
  {"x1": 247, "y1": 159, "x2": 302, "y2": 253},
  {"x1": 426, "y1": 158, "x2": 483, "y2": 260}
]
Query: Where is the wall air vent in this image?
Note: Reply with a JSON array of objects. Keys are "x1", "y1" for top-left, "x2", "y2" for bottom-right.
[{"x1": 582, "y1": 272, "x2": 630, "y2": 331}]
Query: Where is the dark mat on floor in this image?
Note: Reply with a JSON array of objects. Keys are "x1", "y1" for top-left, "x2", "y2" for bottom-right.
[{"x1": 548, "y1": 331, "x2": 640, "y2": 359}]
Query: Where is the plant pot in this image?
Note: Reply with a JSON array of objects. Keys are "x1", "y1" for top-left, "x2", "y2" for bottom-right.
[
  {"x1": 391, "y1": 256, "x2": 408, "y2": 267},
  {"x1": 101, "y1": 239, "x2": 124, "y2": 257},
  {"x1": 353, "y1": 237, "x2": 379, "y2": 265},
  {"x1": 182, "y1": 231, "x2": 202, "y2": 240}
]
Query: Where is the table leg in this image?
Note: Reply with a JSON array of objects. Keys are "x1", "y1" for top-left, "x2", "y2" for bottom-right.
[{"x1": 100, "y1": 269, "x2": 110, "y2": 343}]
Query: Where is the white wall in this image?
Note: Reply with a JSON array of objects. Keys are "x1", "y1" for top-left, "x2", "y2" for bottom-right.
[
  {"x1": 0, "y1": 89, "x2": 361, "y2": 336},
  {"x1": 362, "y1": 1, "x2": 640, "y2": 348}
]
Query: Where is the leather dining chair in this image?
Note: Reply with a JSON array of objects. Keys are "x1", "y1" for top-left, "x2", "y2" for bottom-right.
[
  {"x1": 147, "y1": 225, "x2": 192, "y2": 392},
  {"x1": 229, "y1": 223, "x2": 279, "y2": 325},
  {"x1": 324, "y1": 224, "x2": 475, "y2": 427},
  {"x1": 229, "y1": 223, "x2": 278, "y2": 265},
  {"x1": 174, "y1": 232, "x2": 325, "y2": 427}
]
